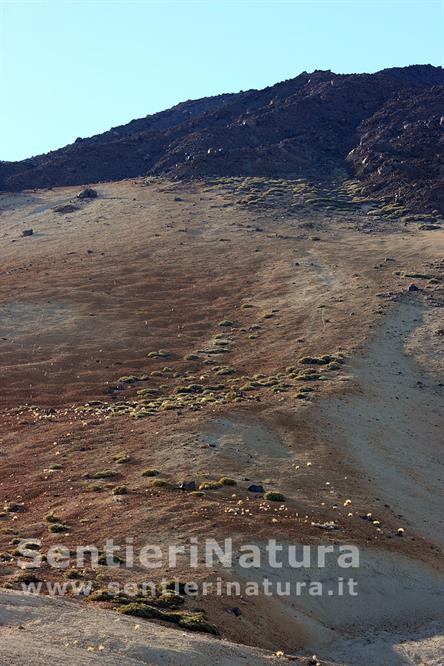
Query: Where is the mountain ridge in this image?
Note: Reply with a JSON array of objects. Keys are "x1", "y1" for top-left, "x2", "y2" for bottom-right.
[{"x1": 2, "y1": 64, "x2": 443, "y2": 212}]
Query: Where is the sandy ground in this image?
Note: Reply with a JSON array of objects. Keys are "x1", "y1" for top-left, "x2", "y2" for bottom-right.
[
  {"x1": 0, "y1": 178, "x2": 443, "y2": 664},
  {"x1": 0, "y1": 588, "x2": 289, "y2": 665}
]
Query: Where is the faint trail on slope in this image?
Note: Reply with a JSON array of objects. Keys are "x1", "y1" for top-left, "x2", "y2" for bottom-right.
[{"x1": 321, "y1": 298, "x2": 444, "y2": 548}]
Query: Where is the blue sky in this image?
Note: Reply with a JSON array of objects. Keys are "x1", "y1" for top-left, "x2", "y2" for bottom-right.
[{"x1": 1, "y1": 0, "x2": 443, "y2": 161}]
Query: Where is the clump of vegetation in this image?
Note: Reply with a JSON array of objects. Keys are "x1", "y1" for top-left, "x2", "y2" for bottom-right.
[
  {"x1": 240, "y1": 381, "x2": 257, "y2": 391},
  {"x1": 85, "y1": 483, "x2": 103, "y2": 492},
  {"x1": 97, "y1": 551, "x2": 124, "y2": 566},
  {"x1": 325, "y1": 361, "x2": 342, "y2": 371},
  {"x1": 118, "y1": 374, "x2": 149, "y2": 384},
  {"x1": 241, "y1": 303, "x2": 254, "y2": 309},
  {"x1": 160, "y1": 400, "x2": 179, "y2": 411},
  {"x1": 148, "y1": 350, "x2": 170, "y2": 359},
  {"x1": 214, "y1": 338, "x2": 229, "y2": 346},
  {"x1": 87, "y1": 589, "x2": 115, "y2": 602},
  {"x1": 218, "y1": 320, "x2": 234, "y2": 327},
  {"x1": 142, "y1": 468, "x2": 160, "y2": 477},
  {"x1": 48, "y1": 523, "x2": 70, "y2": 533},
  {"x1": 112, "y1": 485, "x2": 129, "y2": 495},
  {"x1": 214, "y1": 366, "x2": 236, "y2": 376},
  {"x1": 156, "y1": 592, "x2": 185, "y2": 608},
  {"x1": 218, "y1": 477, "x2": 237, "y2": 486},
  {"x1": 161, "y1": 579, "x2": 188, "y2": 595},
  {"x1": 295, "y1": 371, "x2": 322, "y2": 381},
  {"x1": 113, "y1": 452, "x2": 130, "y2": 464},
  {"x1": 299, "y1": 354, "x2": 343, "y2": 366},
  {"x1": 48, "y1": 463, "x2": 63, "y2": 471},
  {"x1": 151, "y1": 479, "x2": 167, "y2": 487},
  {"x1": 178, "y1": 613, "x2": 220, "y2": 635},
  {"x1": 89, "y1": 469, "x2": 119, "y2": 479},
  {"x1": 175, "y1": 384, "x2": 204, "y2": 394},
  {"x1": 264, "y1": 491, "x2": 286, "y2": 502},
  {"x1": 13, "y1": 572, "x2": 41, "y2": 585},
  {"x1": 3, "y1": 502, "x2": 24, "y2": 513},
  {"x1": 137, "y1": 388, "x2": 159, "y2": 396},
  {"x1": 199, "y1": 480, "x2": 223, "y2": 490},
  {"x1": 45, "y1": 512, "x2": 61, "y2": 524},
  {"x1": 117, "y1": 604, "x2": 219, "y2": 635},
  {"x1": 184, "y1": 353, "x2": 199, "y2": 361}
]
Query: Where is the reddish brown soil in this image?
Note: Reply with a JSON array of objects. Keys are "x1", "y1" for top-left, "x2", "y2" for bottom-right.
[{"x1": 1, "y1": 179, "x2": 443, "y2": 657}]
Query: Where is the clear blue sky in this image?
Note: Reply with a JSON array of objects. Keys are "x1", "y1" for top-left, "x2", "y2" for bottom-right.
[{"x1": 1, "y1": 0, "x2": 443, "y2": 161}]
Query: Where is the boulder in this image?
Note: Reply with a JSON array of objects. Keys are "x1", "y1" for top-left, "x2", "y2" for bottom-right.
[
  {"x1": 77, "y1": 188, "x2": 98, "y2": 199},
  {"x1": 179, "y1": 481, "x2": 196, "y2": 492},
  {"x1": 247, "y1": 484, "x2": 264, "y2": 493}
]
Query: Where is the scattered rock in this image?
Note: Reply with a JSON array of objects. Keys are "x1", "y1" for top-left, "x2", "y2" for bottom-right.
[
  {"x1": 408, "y1": 283, "x2": 420, "y2": 292},
  {"x1": 179, "y1": 481, "x2": 196, "y2": 492},
  {"x1": 311, "y1": 520, "x2": 340, "y2": 531},
  {"x1": 21, "y1": 229, "x2": 33, "y2": 237},
  {"x1": 418, "y1": 224, "x2": 441, "y2": 230},
  {"x1": 77, "y1": 188, "x2": 98, "y2": 199},
  {"x1": 227, "y1": 607, "x2": 242, "y2": 616},
  {"x1": 54, "y1": 204, "x2": 80, "y2": 213},
  {"x1": 247, "y1": 484, "x2": 264, "y2": 493}
]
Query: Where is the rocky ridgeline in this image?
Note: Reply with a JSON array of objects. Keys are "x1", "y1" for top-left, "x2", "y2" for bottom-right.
[{"x1": 1, "y1": 65, "x2": 443, "y2": 213}]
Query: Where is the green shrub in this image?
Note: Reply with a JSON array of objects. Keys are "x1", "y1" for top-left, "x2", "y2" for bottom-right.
[
  {"x1": 45, "y1": 512, "x2": 61, "y2": 523},
  {"x1": 137, "y1": 388, "x2": 159, "y2": 396},
  {"x1": 118, "y1": 375, "x2": 141, "y2": 384},
  {"x1": 178, "y1": 613, "x2": 220, "y2": 636},
  {"x1": 214, "y1": 366, "x2": 236, "y2": 376},
  {"x1": 199, "y1": 481, "x2": 223, "y2": 490},
  {"x1": 48, "y1": 523, "x2": 70, "y2": 533},
  {"x1": 112, "y1": 485, "x2": 128, "y2": 495},
  {"x1": 175, "y1": 384, "x2": 204, "y2": 394},
  {"x1": 87, "y1": 589, "x2": 115, "y2": 602},
  {"x1": 148, "y1": 350, "x2": 170, "y2": 359},
  {"x1": 264, "y1": 491, "x2": 286, "y2": 502},
  {"x1": 156, "y1": 592, "x2": 184, "y2": 608},
  {"x1": 85, "y1": 483, "x2": 103, "y2": 492},
  {"x1": 90, "y1": 470, "x2": 118, "y2": 479},
  {"x1": 14, "y1": 572, "x2": 41, "y2": 584},
  {"x1": 113, "y1": 452, "x2": 130, "y2": 464},
  {"x1": 219, "y1": 477, "x2": 237, "y2": 486},
  {"x1": 117, "y1": 603, "x2": 166, "y2": 620},
  {"x1": 142, "y1": 469, "x2": 160, "y2": 477},
  {"x1": 299, "y1": 355, "x2": 332, "y2": 365}
]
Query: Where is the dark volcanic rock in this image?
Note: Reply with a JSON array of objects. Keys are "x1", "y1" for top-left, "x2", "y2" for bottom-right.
[
  {"x1": 247, "y1": 484, "x2": 265, "y2": 493},
  {"x1": 179, "y1": 480, "x2": 196, "y2": 492},
  {"x1": 347, "y1": 86, "x2": 444, "y2": 213},
  {"x1": 77, "y1": 187, "x2": 98, "y2": 199},
  {"x1": 1, "y1": 65, "x2": 443, "y2": 212}
]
